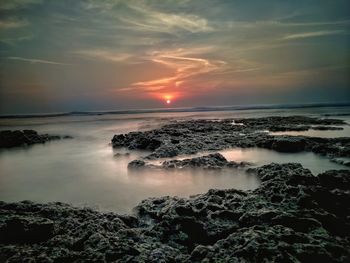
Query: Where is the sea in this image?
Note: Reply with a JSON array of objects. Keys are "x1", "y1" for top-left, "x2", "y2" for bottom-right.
[{"x1": 1, "y1": 104, "x2": 349, "y2": 213}]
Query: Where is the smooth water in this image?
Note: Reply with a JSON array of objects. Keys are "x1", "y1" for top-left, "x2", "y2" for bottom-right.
[
  {"x1": 269, "y1": 125, "x2": 350, "y2": 138},
  {"x1": 0, "y1": 107, "x2": 349, "y2": 213},
  {"x1": 220, "y1": 148, "x2": 347, "y2": 175}
]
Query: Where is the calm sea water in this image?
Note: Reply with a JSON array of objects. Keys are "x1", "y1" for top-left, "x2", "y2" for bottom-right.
[{"x1": 0, "y1": 106, "x2": 349, "y2": 213}]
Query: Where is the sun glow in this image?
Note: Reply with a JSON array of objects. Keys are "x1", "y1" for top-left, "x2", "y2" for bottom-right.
[
  {"x1": 152, "y1": 92, "x2": 182, "y2": 106},
  {"x1": 163, "y1": 94, "x2": 174, "y2": 105}
]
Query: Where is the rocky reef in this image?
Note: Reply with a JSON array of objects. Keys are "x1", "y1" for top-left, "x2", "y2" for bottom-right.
[
  {"x1": 0, "y1": 130, "x2": 72, "y2": 148},
  {"x1": 111, "y1": 116, "x2": 350, "y2": 166},
  {"x1": 1, "y1": 116, "x2": 349, "y2": 262},
  {"x1": 128, "y1": 153, "x2": 251, "y2": 170},
  {"x1": 0, "y1": 163, "x2": 349, "y2": 262}
]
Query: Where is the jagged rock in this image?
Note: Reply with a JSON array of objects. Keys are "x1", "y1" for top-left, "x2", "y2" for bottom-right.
[
  {"x1": 161, "y1": 153, "x2": 248, "y2": 169},
  {"x1": 0, "y1": 164, "x2": 349, "y2": 262},
  {"x1": 111, "y1": 116, "x2": 349, "y2": 159},
  {"x1": 112, "y1": 132, "x2": 161, "y2": 151},
  {"x1": 0, "y1": 130, "x2": 71, "y2": 148},
  {"x1": 318, "y1": 170, "x2": 350, "y2": 190},
  {"x1": 128, "y1": 153, "x2": 251, "y2": 170},
  {"x1": 128, "y1": 160, "x2": 146, "y2": 169}
]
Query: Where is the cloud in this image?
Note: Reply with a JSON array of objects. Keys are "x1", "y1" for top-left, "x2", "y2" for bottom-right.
[
  {"x1": 283, "y1": 30, "x2": 346, "y2": 40},
  {"x1": 1, "y1": 0, "x2": 350, "y2": 113},
  {"x1": 123, "y1": 47, "x2": 225, "y2": 93},
  {"x1": 226, "y1": 19, "x2": 350, "y2": 29},
  {"x1": 0, "y1": 19, "x2": 29, "y2": 30},
  {"x1": 0, "y1": 35, "x2": 33, "y2": 45},
  {"x1": 140, "y1": 11, "x2": 212, "y2": 33},
  {"x1": 0, "y1": 0, "x2": 42, "y2": 10},
  {"x1": 6, "y1": 57, "x2": 72, "y2": 66},
  {"x1": 73, "y1": 49, "x2": 133, "y2": 63},
  {"x1": 84, "y1": 1, "x2": 212, "y2": 34}
]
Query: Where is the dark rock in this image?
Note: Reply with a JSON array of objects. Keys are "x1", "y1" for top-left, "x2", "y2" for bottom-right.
[
  {"x1": 269, "y1": 125, "x2": 309, "y2": 132},
  {"x1": 271, "y1": 136, "x2": 306, "y2": 152},
  {"x1": 162, "y1": 153, "x2": 228, "y2": 169},
  {"x1": 1, "y1": 164, "x2": 350, "y2": 262},
  {"x1": 129, "y1": 153, "x2": 252, "y2": 170},
  {"x1": 112, "y1": 133, "x2": 162, "y2": 151},
  {"x1": 127, "y1": 160, "x2": 146, "y2": 169},
  {"x1": 331, "y1": 158, "x2": 350, "y2": 167},
  {"x1": 111, "y1": 134, "x2": 125, "y2": 147},
  {"x1": 312, "y1": 126, "x2": 344, "y2": 131},
  {"x1": 0, "y1": 216, "x2": 54, "y2": 244},
  {"x1": 111, "y1": 116, "x2": 350, "y2": 160},
  {"x1": 114, "y1": 152, "x2": 130, "y2": 158},
  {"x1": 190, "y1": 244, "x2": 213, "y2": 261},
  {"x1": 318, "y1": 170, "x2": 350, "y2": 190},
  {"x1": 0, "y1": 130, "x2": 71, "y2": 148}
]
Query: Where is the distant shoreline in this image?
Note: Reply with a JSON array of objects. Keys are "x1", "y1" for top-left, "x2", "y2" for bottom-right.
[{"x1": 1, "y1": 102, "x2": 349, "y2": 119}]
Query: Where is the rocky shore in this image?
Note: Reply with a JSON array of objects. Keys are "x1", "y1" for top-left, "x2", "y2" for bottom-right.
[
  {"x1": 1, "y1": 116, "x2": 349, "y2": 262},
  {"x1": 111, "y1": 116, "x2": 350, "y2": 163},
  {"x1": 0, "y1": 130, "x2": 72, "y2": 148},
  {"x1": 0, "y1": 163, "x2": 349, "y2": 262}
]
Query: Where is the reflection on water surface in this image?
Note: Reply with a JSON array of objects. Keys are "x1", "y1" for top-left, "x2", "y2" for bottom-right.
[{"x1": 1, "y1": 108, "x2": 349, "y2": 213}]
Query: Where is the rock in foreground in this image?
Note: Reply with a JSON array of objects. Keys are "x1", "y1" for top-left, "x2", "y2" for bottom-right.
[
  {"x1": 0, "y1": 130, "x2": 72, "y2": 148},
  {"x1": 1, "y1": 163, "x2": 349, "y2": 262}
]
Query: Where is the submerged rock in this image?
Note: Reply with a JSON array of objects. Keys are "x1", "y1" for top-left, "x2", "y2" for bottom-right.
[
  {"x1": 0, "y1": 130, "x2": 72, "y2": 148},
  {"x1": 1, "y1": 163, "x2": 349, "y2": 262},
  {"x1": 114, "y1": 152, "x2": 130, "y2": 158}
]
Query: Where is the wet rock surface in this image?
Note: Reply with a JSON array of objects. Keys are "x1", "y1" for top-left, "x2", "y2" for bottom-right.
[
  {"x1": 111, "y1": 116, "x2": 350, "y2": 166},
  {"x1": 162, "y1": 153, "x2": 232, "y2": 169},
  {"x1": 129, "y1": 153, "x2": 251, "y2": 170},
  {"x1": 0, "y1": 130, "x2": 72, "y2": 148},
  {"x1": 1, "y1": 163, "x2": 349, "y2": 262}
]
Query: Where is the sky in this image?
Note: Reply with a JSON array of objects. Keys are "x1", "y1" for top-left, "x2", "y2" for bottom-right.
[{"x1": 0, "y1": 0, "x2": 349, "y2": 114}]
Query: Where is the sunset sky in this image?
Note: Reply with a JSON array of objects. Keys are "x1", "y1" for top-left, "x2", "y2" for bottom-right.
[{"x1": 0, "y1": 0, "x2": 349, "y2": 114}]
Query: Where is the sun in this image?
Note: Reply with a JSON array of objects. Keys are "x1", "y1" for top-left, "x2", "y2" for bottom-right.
[{"x1": 160, "y1": 94, "x2": 175, "y2": 105}]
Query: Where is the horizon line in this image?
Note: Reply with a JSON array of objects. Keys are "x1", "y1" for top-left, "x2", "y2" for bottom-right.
[{"x1": 1, "y1": 101, "x2": 350, "y2": 119}]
